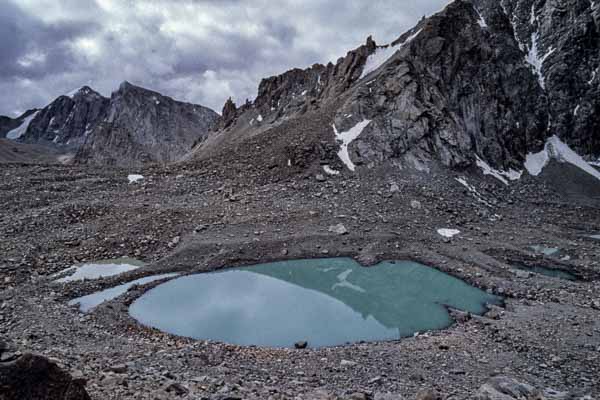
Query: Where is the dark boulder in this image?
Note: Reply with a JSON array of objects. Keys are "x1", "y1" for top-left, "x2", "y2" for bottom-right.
[{"x1": 0, "y1": 353, "x2": 91, "y2": 400}]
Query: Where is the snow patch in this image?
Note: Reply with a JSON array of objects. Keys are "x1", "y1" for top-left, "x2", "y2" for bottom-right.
[
  {"x1": 6, "y1": 111, "x2": 39, "y2": 140},
  {"x1": 257, "y1": 114, "x2": 263, "y2": 122},
  {"x1": 525, "y1": 32, "x2": 555, "y2": 89},
  {"x1": 323, "y1": 165, "x2": 340, "y2": 176},
  {"x1": 456, "y1": 177, "x2": 493, "y2": 207},
  {"x1": 437, "y1": 229, "x2": 460, "y2": 238},
  {"x1": 525, "y1": 135, "x2": 600, "y2": 181},
  {"x1": 54, "y1": 261, "x2": 141, "y2": 283},
  {"x1": 360, "y1": 29, "x2": 422, "y2": 79},
  {"x1": 588, "y1": 67, "x2": 598, "y2": 85},
  {"x1": 476, "y1": 156, "x2": 522, "y2": 186},
  {"x1": 474, "y1": 7, "x2": 488, "y2": 28},
  {"x1": 128, "y1": 174, "x2": 144, "y2": 184},
  {"x1": 69, "y1": 273, "x2": 179, "y2": 312},
  {"x1": 332, "y1": 119, "x2": 371, "y2": 171}
]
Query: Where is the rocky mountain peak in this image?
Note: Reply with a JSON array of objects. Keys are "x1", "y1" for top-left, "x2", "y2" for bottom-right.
[
  {"x1": 195, "y1": 0, "x2": 600, "y2": 174},
  {"x1": 221, "y1": 97, "x2": 237, "y2": 128},
  {"x1": 76, "y1": 82, "x2": 219, "y2": 166},
  {"x1": 69, "y1": 86, "x2": 103, "y2": 100}
]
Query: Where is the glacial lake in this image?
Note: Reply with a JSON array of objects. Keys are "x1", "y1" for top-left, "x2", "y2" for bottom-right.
[{"x1": 129, "y1": 258, "x2": 501, "y2": 348}]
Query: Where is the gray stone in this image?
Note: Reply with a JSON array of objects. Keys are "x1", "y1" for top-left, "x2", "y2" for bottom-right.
[
  {"x1": 329, "y1": 223, "x2": 348, "y2": 235},
  {"x1": 472, "y1": 376, "x2": 542, "y2": 400}
]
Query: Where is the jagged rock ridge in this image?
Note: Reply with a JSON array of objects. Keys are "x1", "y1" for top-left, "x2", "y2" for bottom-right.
[{"x1": 196, "y1": 0, "x2": 600, "y2": 173}]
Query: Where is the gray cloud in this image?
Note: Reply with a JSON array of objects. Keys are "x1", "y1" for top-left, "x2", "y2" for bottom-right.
[{"x1": 1, "y1": 0, "x2": 450, "y2": 116}]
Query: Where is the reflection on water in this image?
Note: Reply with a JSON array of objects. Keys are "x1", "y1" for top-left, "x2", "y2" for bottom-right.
[{"x1": 129, "y1": 258, "x2": 501, "y2": 348}]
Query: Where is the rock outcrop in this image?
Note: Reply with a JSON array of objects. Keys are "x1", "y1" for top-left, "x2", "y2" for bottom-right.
[
  {"x1": 0, "y1": 351, "x2": 90, "y2": 400},
  {"x1": 74, "y1": 81, "x2": 219, "y2": 166}
]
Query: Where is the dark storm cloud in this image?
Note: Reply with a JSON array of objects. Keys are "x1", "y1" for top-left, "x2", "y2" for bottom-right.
[
  {"x1": 0, "y1": 1, "x2": 99, "y2": 79},
  {"x1": 0, "y1": 0, "x2": 451, "y2": 116}
]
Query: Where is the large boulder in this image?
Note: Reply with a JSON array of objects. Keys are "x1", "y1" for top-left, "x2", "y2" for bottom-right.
[{"x1": 0, "y1": 353, "x2": 91, "y2": 400}]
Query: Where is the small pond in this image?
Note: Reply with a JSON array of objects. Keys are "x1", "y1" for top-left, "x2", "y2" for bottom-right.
[{"x1": 129, "y1": 258, "x2": 501, "y2": 348}]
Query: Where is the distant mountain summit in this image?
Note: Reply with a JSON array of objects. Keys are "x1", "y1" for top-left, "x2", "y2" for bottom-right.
[
  {"x1": 20, "y1": 86, "x2": 109, "y2": 148},
  {"x1": 75, "y1": 81, "x2": 219, "y2": 166},
  {"x1": 1, "y1": 82, "x2": 218, "y2": 167}
]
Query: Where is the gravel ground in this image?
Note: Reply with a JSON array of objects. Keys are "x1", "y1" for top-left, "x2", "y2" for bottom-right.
[{"x1": 1, "y1": 161, "x2": 599, "y2": 399}]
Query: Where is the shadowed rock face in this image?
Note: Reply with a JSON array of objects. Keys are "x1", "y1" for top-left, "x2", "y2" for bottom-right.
[
  {"x1": 474, "y1": 0, "x2": 600, "y2": 157},
  {"x1": 19, "y1": 87, "x2": 110, "y2": 148},
  {"x1": 74, "y1": 81, "x2": 219, "y2": 167},
  {"x1": 0, "y1": 353, "x2": 91, "y2": 400},
  {"x1": 197, "y1": 0, "x2": 600, "y2": 172},
  {"x1": 3, "y1": 83, "x2": 218, "y2": 167}
]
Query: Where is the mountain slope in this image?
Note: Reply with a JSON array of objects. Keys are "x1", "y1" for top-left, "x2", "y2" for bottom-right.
[{"x1": 189, "y1": 0, "x2": 600, "y2": 177}]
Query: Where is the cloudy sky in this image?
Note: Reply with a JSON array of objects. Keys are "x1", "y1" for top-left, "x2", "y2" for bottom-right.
[{"x1": 1, "y1": 0, "x2": 449, "y2": 117}]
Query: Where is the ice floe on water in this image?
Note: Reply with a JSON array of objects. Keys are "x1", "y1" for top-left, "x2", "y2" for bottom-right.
[
  {"x1": 332, "y1": 120, "x2": 371, "y2": 171},
  {"x1": 69, "y1": 273, "x2": 179, "y2": 312},
  {"x1": 54, "y1": 258, "x2": 144, "y2": 283},
  {"x1": 128, "y1": 174, "x2": 144, "y2": 183},
  {"x1": 437, "y1": 229, "x2": 460, "y2": 238},
  {"x1": 525, "y1": 135, "x2": 600, "y2": 181},
  {"x1": 475, "y1": 156, "x2": 522, "y2": 185}
]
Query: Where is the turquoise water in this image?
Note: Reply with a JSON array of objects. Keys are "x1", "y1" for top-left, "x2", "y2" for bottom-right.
[{"x1": 129, "y1": 258, "x2": 501, "y2": 348}]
